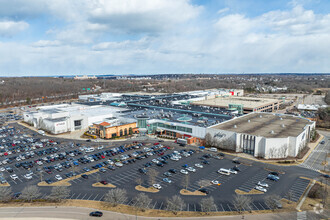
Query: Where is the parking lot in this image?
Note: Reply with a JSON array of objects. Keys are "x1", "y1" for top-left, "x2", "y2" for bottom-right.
[{"x1": 0, "y1": 123, "x2": 322, "y2": 212}]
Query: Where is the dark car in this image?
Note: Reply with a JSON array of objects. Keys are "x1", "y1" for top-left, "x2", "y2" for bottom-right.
[
  {"x1": 81, "y1": 174, "x2": 88, "y2": 179},
  {"x1": 198, "y1": 188, "x2": 209, "y2": 194},
  {"x1": 12, "y1": 192, "x2": 21, "y2": 199},
  {"x1": 100, "y1": 180, "x2": 108, "y2": 185},
  {"x1": 89, "y1": 211, "x2": 103, "y2": 217},
  {"x1": 169, "y1": 169, "x2": 177, "y2": 174},
  {"x1": 233, "y1": 166, "x2": 241, "y2": 172},
  {"x1": 269, "y1": 171, "x2": 279, "y2": 176},
  {"x1": 138, "y1": 168, "x2": 147, "y2": 174},
  {"x1": 201, "y1": 160, "x2": 210, "y2": 165},
  {"x1": 232, "y1": 160, "x2": 240, "y2": 164}
]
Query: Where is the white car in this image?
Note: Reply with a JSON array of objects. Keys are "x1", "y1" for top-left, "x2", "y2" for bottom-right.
[
  {"x1": 209, "y1": 147, "x2": 217, "y2": 152},
  {"x1": 107, "y1": 160, "x2": 114, "y2": 165},
  {"x1": 37, "y1": 161, "x2": 43, "y2": 165},
  {"x1": 258, "y1": 181, "x2": 269, "y2": 188},
  {"x1": 211, "y1": 180, "x2": 220, "y2": 185},
  {"x1": 97, "y1": 146, "x2": 104, "y2": 150},
  {"x1": 255, "y1": 185, "x2": 267, "y2": 192},
  {"x1": 195, "y1": 163, "x2": 203, "y2": 168},
  {"x1": 115, "y1": 162, "x2": 123, "y2": 167},
  {"x1": 229, "y1": 169, "x2": 238, "y2": 174},
  {"x1": 186, "y1": 167, "x2": 196, "y2": 172},
  {"x1": 10, "y1": 174, "x2": 18, "y2": 180},
  {"x1": 170, "y1": 157, "x2": 179, "y2": 161},
  {"x1": 180, "y1": 169, "x2": 189, "y2": 175},
  {"x1": 24, "y1": 174, "x2": 32, "y2": 179},
  {"x1": 0, "y1": 167, "x2": 5, "y2": 172},
  {"x1": 153, "y1": 184, "x2": 162, "y2": 189},
  {"x1": 152, "y1": 159, "x2": 159, "y2": 164},
  {"x1": 55, "y1": 175, "x2": 63, "y2": 181}
]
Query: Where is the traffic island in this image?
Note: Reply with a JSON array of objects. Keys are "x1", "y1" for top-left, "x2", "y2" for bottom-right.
[
  {"x1": 0, "y1": 182, "x2": 10, "y2": 187},
  {"x1": 38, "y1": 169, "x2": 100, "y2": 187},
  {"x1": 38, "y1": 181, "x2": 71, "y2": 187},
  {"x1": 92, "y1": 182, "x2": 116, "y2": 188},
  {"x1": 135, "y1": 185, "x2": 159, "y2": 193},
  {"x1": 235, "y1": 189, "x2": 264, "y2": 195},
  {"x1": 180, "y1": 189, "x2": 206, "y2": 196}
]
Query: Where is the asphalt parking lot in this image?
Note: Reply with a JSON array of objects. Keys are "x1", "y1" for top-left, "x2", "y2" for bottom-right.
[{"x1": 0, "y1": 123, "x2": 323, "y2": 212}]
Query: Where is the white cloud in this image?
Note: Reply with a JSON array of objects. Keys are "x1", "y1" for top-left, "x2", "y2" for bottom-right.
[
  {"x1": 0, "y1": 2, "x2": 330, "y2": 75},
  {"x1": 88, "y1": 0, "x2": 202, "y2": 34},
  {"x1": 0, "y1": 20, "x2": 29, "y2": 37}
]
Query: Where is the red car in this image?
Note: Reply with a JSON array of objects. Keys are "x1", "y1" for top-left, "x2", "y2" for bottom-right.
[
  {"x1": 154, "y1": 143, "x2": 159, "y2": 145},
  {"x1": 101, "y1": 155, "x2": 105, "y2": 159},
  {"x1": 100, "y1": 180, "x2": 107, "y2": 185}
]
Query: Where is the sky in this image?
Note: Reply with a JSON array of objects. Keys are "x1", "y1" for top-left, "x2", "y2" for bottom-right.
[{"x1": 0, "y1": 0, "x2": 330, "y2": 76}]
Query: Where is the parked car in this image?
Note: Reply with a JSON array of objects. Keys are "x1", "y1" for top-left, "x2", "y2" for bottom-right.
[
  {"x1": 81, "y1": 174, "x2": 88, "y2": 179},
  {"x1": 180, "y1": 169, "x2": 188, "y2": 175},
  {"x1": 198, "y1": 188, "x2": 209, "y2": 194},
  {"x1": 255, "y1": 185, "x2": 267, "y2": 192},
  {"x1": 211, "y1": 180, "x2": 220, "y2": 185},
  {"x1": 195, "y1": 163, "x2": 203, "y2": 168},
  {"x1": 100, "y1": 180, "x2": 108, "y2": 185},
  {"x1": 267, "y1": 174, "x2": 279, "y2": 181},
  {"x1": 257, "y1": 181, "x2": 269, "y2": 188},
  {"x1": 162, "y1": 178, "x2": 172, "y2": 183},
  {"x1": 89, "y1": 211, "x2": 103, "y2": 217},
  {"x1": 152, "y1": 183, "x2": 162, "y2": 189}
]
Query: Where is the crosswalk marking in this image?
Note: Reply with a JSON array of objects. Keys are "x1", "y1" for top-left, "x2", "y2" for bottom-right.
[{"x1": 297, "y1": 211, "x2": 307, "y2": 220}]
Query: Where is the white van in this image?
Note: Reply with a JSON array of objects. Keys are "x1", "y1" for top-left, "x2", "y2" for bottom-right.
[
  {"x1": 218, "y1": 168, "x2": 231, "y2": 176},
  {"x1": 209, "y1": 147, "x2": 217, "y2": 152}
]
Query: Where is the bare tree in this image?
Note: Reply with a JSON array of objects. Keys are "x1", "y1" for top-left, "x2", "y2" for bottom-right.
[
  {"x1": 166, "y1": 195, "x2": 186, "y2": 214},
  {"x1": 103, "y1": 188, "x2": 127, "y2": 207},
  {"x1": 205, "y1": 133, "x2": 213, "y2": 147},
  {"x1": 232, "y1": 194, "x2": 252, "y2": 213},
  {"x1": 48, "y1": 186, "x2": 71, "y2": 202},
  {"x1": 133, "y1": 193, "x2": 152, "y2": 211},
  {"x1": 135, "y1": 177, "x2": 143, "y2": 186},
  {"x1": 197, "y1": 179, "x2": 210, "y2": 188},
  {"x1": 21, "y1": 185, "x2": 41, "y2": 202},
  {"x1": 200, "y1": 196, "x2": 216, "y2": 213},
  {"x1": 265, "y1": 194, "x2": 281, "y2": 210},
  {"x1": 147, "y1": 168, "x2": 158, "y2": 186},
  {"x1": 0, "y1": 187, "x2": 12, "y2": 202},
  {"x1": 181, "y1": 174, "x2": 190, "y2": 190}
]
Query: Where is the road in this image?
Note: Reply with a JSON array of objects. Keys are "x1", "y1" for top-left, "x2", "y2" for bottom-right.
[
  {"x1": 298, "y1": 131, "x2": 329, "y2": 172},
  {"x1": 0, "y1": 206, "x2": 328, "y2": 220}
]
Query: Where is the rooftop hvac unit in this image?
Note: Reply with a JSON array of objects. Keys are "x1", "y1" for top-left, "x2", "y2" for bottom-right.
[
  {"x1": 281, "y1": 124, "x2": 285, "y2": 128},
  {"x1": 270, "y1": 130, "x2": 275, "y2": 134},
  {"x1": 280, "y1": 117, "x2": 283, "y2": 120},
  {"x1": 259, "y1": 115, "x2": 263, "y2": 118},
  {"x1": 248, "y1": 120, "x2": 250, "y2": 123},
  {"x1": 233, "y1": 125, "x2": 237, "y2": 128}
]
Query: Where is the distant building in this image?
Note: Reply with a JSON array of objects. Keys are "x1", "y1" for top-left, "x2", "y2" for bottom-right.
[
  {"x1": 74, "y1": 75, "x2": 97, "y2": 80},
  {"x1": 192, "y1": 96, "x2": 283, "y2": 114}
]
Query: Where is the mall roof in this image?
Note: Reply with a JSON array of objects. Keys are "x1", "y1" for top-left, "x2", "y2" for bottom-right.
[
  {"x1": 193, "y1": 96, "x2": 280, "y2": 109},
  {"x1": 211, "y1": 113, "x2": 314, "y2": 138}
]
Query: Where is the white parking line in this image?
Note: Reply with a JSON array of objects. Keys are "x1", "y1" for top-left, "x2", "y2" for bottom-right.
[
  {"x1": 69, "y1": 193, "x2": 75, "y2": 199},
  {"x1": 81, "y1": 193, "x2": 87, "y2": 200},
  {"x1": 75, "y1": 193, "x2": 81, "y2": 199},
  {"x1": 219, "y1": 203, "x2": 224, "y2": 211},
  {"x1": 226, "y1": 204, "x2": 232, "y2": 211},
  {"x1": 258, "y1": 202, "x2": 266, "y2": 210},
  {"x1": 92, "y1": 194, "x2": 99, "y2": 200}
]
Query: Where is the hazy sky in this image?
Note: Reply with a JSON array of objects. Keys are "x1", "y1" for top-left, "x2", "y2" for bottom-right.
[{"x1": 0, "y1": 0, "x2": 330, "y2": 76}]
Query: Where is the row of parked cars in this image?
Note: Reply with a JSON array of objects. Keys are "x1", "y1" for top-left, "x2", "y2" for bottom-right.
[{"x1": 254, "y1": 172, "x2": 280, "y2": 193}]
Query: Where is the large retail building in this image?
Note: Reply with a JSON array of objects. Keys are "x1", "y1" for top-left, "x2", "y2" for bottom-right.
[{"x1": 207, "y1": 113, "x2": 316, "y2": 159}]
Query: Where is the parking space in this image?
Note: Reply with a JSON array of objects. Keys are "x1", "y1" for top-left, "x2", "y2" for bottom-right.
[
  {"x1": 237, "y1": 169, "x2": 282, "y2": 193},
  {"x1": 284, "y1": 178, "x2": 310, "y2": 202}
]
